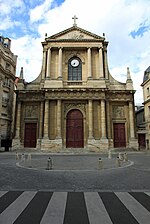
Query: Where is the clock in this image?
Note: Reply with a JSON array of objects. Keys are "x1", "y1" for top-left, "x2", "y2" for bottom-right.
[{"x1": 71, "y1": 59, "x2": 79, "y2": 67}]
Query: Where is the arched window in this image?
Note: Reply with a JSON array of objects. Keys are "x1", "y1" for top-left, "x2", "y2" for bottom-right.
[{"x1": 68, "y1": 57, "x2": 82, "y2": 80}]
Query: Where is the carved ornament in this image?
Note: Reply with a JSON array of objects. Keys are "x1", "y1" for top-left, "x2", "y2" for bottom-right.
[
  {"x1": 64, "y1": 103, "x2": 86, "y2": 115},
  {"x1": 25, "y1": 105, "x2": 38, "y2": 118},
  {"x1": 112, "y1": 106, "x2": 124, "y2": 118}
]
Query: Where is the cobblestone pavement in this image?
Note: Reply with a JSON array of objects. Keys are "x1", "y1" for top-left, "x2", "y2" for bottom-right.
[
  {"x1": 0, "y1": 151, "x2": 150, "y2": 191},
  {"x1": 0, "y1": 151, "x2": 150, "y2": 223}
]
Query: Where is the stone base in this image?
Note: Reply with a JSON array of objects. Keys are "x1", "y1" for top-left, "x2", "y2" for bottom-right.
[
  {"x1": 41, "y1": 138, "x2": 62, "y2": 152},
  {"x1": 108, "y1": 138, "x2": 114, "y2": 148},
  {"x1": 12, "y1": 138, "x2": 22, "y2": 150},
  {"x1": 36, "y1": 139, "x2": 42, "y2": 149},
  {"x1": 87, "y1": 138, "x2": 109, "y2": 152},
  {"x1": 0, "y1": 147, "x2": 5, "y2": 152},
  {"x1": 129, "y1": 138, "x2": 138, "y2": 150}
]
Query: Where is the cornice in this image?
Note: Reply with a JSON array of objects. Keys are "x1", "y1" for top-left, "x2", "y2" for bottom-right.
[{"x1": 17, "y1": 88, "x2": 134, "y2": 102}]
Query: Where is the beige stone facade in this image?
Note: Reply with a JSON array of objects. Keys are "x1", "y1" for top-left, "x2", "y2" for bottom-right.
[
  {"x1": 141, "y1": 66, "x2": 150, "y2": 149},
  {"x1": 13, "y1": 23, "x2": 138, "y2": 152},
  {"x1": 0, "y1": 36, "x2": 17, "y2": 150}
]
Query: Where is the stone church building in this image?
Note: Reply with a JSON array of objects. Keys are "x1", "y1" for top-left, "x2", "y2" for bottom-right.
[{"x1": 13, "y1": 18, "x2": 138, "y2": 152}]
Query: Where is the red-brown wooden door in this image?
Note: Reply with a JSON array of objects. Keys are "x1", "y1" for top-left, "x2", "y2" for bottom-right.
[
  {"x1": 24, "y1": 123, "x2": 37, "y2": 148},
  {"x1": 66, "y1": 110, "x2": 84, "y2": 148},
  {"x1": 138, "y1": 134, "x2": 146, "y2": 149},
  {"x1": 114, "y1": 123, "x2": 126, "y2": 148}
]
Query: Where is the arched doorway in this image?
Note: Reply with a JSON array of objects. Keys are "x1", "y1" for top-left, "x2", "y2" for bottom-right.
[{"x1": 66, "y1": 109, "x2": 84, "y2": 148}]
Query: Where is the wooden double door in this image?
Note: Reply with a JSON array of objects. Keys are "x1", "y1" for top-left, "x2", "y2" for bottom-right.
[
  {"x1": 114, "y1": 123, "x2": 126, "y2": 148},
  {"x1": 66, "y1": 109, "x2": 84, "y2": 148},
  {"x1": 24, "y1": 123, "x2": 37, "y2": 148}
]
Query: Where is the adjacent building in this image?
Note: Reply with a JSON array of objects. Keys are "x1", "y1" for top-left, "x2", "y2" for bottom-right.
[
  {"x1": 0, "y1": 36, "x2": 17, "y2": 150},
  {"x1": 135, "y1": 105, "x2": 146, "y2": 149},
  {"x1": 13, "y1": 18, "x2": 138, "y2": 152},
  {"x1": 141, "y1": 66, "x2": 150, "y2": 149}
]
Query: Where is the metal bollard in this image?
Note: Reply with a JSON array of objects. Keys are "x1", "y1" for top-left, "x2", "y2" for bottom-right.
[
  {"x1": 118, "y1": 152, "x2": 123, "y2": 161},
  {"x1": 98, "y1": 158, "x2": 103, "y2": 169},
  {"x1": 21, "y1": 153, "x2": 25, "y2": 161},
  {"x1": 123, "y1": 152, "x2": 128, "y2": 162},
  {"x1": 47, "y1": 157, "x2": 52, "y2": 170},
  {"x1": 27, "y1": 153, "x2": 32, "y2": 161},
  {"x1": 27, "y1": 153, "x2": 32, "y2": 167},
  {"x1": 108, "y1": 150, "x2": 112, "y2": 159},
  {"x1": 116, "y1": 156, "x2": 121, "y2": 167},
  {"x1": 15, "y1": 152, "x2": 20, "y2": 160}
]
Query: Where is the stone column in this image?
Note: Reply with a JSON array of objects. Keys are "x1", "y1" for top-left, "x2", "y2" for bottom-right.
[
  {"x1": 101, "y1": 99, "x2": 106, "y2": 138},
  {"x1": 106, "y1": 100, "x2": 111, "y2": 139},
  {"x1": 39, "y1": 101, "x2": 44, "y2": 138},
  {"x1": 41, "y1": 50, "x2": 47, "y2": 79},
  {"x1": 103, "y1": 46, "x2": 109, "y2": 79},
  {"x1": 58, "y1": 47, "x2": 62, "y2": 79},
  {"x1": 129, "y1": 101, "x2": 135, "y2": 138},
  {"x1": 43, "y1": 100, "x2": 49, "y2": 138},
  {"x1": 87, "y1": 47, "x2": 92, "y2": 78},
  {"x1": 56, "y1": 99, "x2": 61, "y2": 138},
  {"x1": 46, "y1": 47, "x2": 51, "y2": 78},
  {"x1": 88, "y1": 99, "x2": 93, "y2": 138},
  {"x1": 99, "y1": 47, "x2": 104, "y2": 78},
  {"x1": 15, "y1": 101, "x2": 21, "y2": 138}
]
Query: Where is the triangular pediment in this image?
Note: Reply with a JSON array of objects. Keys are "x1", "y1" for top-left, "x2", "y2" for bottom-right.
[{"x1": 46, "y1": 26, "x2": 104, "y2": 41}]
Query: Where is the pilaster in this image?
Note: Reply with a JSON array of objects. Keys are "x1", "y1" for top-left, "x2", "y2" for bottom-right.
[
  {"x1": 37, "y1": 101, "x2": 44, "y2": 149},
  {"x1": 128, "y1": 101, "x2": 138, "y2": 150},
  {"x1": 88, "y1": 99, "x2": 93, "y2": 139},
  {"x1": 56, "y1": 99, "x2": 62, "y2": 138},
  {"x1": 58, "y1": 47, "x2": 62, "y2": 79},
  {"x1": 46, "y1": 47, "x2": 51, "y2": 78},
  {"x1": 101, "y1": 99, "x2": 106, "y2": 138},
  {"x1": 43, "y1": 99, "x2": 49, "y2": 138},
  {"x1": 41, "y1": 50, "x2": 47, "y2": 79},
  {"x1": 87, "y1": 47, "x2": 92, "y2": 79},
  {"x1": 99, "y1": 47, "x2": 104, "y2": 78},
  {"x1": 103, "y1": 47, "x2": 109, "y2": 79}
]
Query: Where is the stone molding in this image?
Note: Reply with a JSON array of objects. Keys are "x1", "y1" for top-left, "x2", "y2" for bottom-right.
[{"x1": 64, "y1": 103, "x2": 86, "y2": 117}]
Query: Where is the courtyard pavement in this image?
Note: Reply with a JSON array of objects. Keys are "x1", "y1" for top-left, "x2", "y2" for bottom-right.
[{"x1": 0, "y1": 150, "x2": 150, "y2": 223}]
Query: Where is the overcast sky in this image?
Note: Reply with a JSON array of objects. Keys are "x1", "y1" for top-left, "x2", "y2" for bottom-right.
[{"x1": 0, "y1": 0, "x2": 150, "y2": 104}]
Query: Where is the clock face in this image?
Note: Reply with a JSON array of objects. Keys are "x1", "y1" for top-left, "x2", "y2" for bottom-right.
[{"x1": 71, "y1": 59, "x2": 79, "y2": 67}]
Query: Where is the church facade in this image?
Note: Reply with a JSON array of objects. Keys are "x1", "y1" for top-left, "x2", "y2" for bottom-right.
[{"x1": 13, "y1": 19, "x2": 138, "y2": 152}]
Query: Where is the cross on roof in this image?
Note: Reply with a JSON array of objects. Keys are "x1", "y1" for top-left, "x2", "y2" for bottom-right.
[{"x1": 72, "y1": 15, "x2": 78, "y2": 27}]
